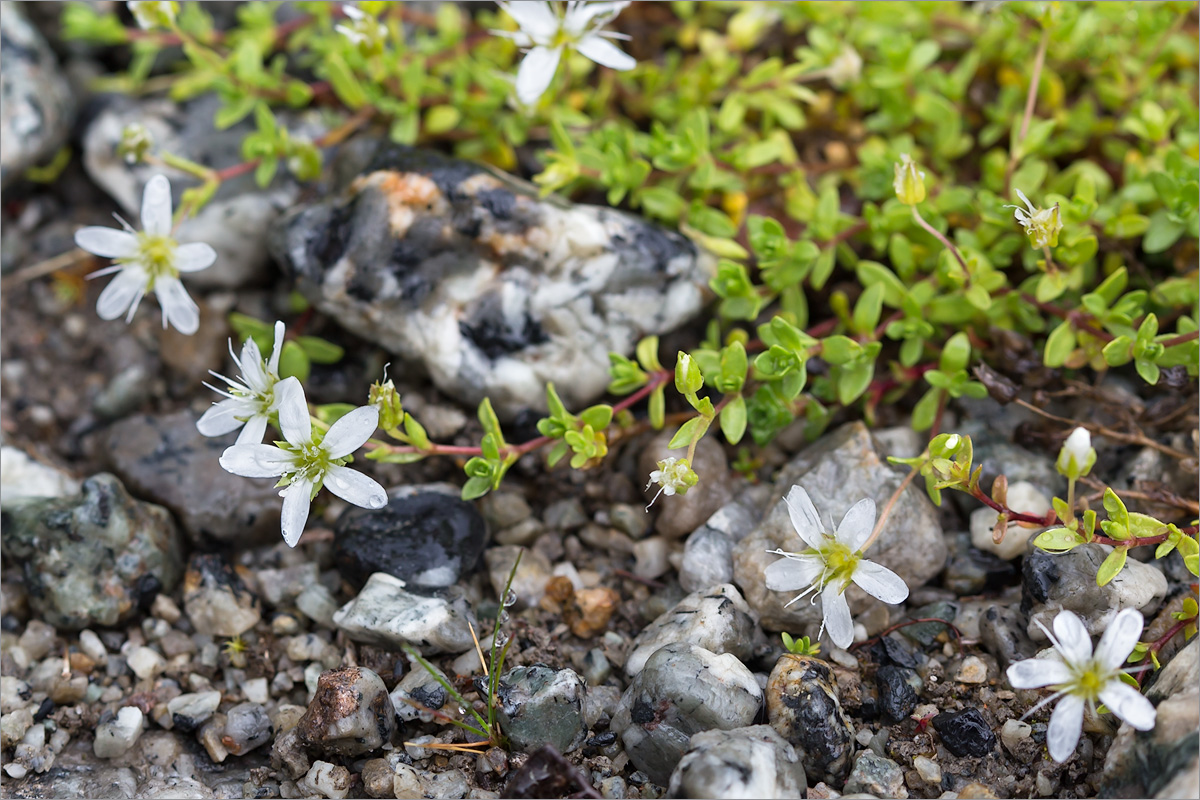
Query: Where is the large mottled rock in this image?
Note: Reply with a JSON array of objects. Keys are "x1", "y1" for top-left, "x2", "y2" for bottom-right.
[
  {"x1": 625, "y1": 584, "x2": 767, "y2": 677},
  {"x1": 334, "y1": 491, "x2": 487, "y2": 588},
  {"x1": 269, "y1": 145, "x2": 716, "y2": 418},
  {"x1": 1022, "y1": 542, "x2": 1167, "y2": 640},
  {"x1": 105, "y1": 411, "x2": 284, "y2": 546},
  {"x1": 0, "y1": 446, "x2": 80, "y2": 510},
  {"x1": 0, "y1": 6, "x2": 75, "y2": 187},
  {"x1": 332, "y1": 572, "x2": 478, "y2": 654},
  {"x1": 611, "y1": 643, "x2": 763, "y2": 786},
  {"x1": 765, "y1": 654, "x2": 856, "y2": 785},
  {"x1": 495, "y1": 665, "x2": 588, "y2": 755},
  {"x1": 734, "y1": 422, "x2": 946, "y2": 632},
  {"x1": 83, "y1": 95, "x2": 326, "y2": 288},
  {"x1": 668, "y1": 726, "x2": 807, "y2": 800},
  {"x1": 1, "y1": 474, "x2": 185, "y2": 630}
]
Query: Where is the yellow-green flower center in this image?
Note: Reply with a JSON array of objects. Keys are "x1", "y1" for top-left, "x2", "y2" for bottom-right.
[
  {"x1": 1059, "y1": 659, "x2": 1113, "y2": 701},
  {"x1": 128, "y1": 233, "x2": 179, "y2": 288},
  {"x1": 818, "y1": 539, "x2": 861, "y2": 590}
]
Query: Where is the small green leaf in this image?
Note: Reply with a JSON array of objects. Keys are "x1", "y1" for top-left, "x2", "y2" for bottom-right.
[
  {"x1": 637, "y1": 336, "x2": 663, "y2": 372},
  {"x1": 668, "y1": 416, "x2": 705, "y2": 450},
  {"x1": 1035, "y1": 527, "x2": 1085, "y2": 553},
  {"x1": 719, "y1": 395, "x2": 747, "y2": 444},
  {"x1": 403, "y1": 413, "x2": 430, "y2": 450},
  {"x1": 278, "y1": 340, "x2": 310, "y2": 382},
  {"x1": 1044, "y1": 322, "x2": 1077, "y2": 368},
  {"x1": 462, "y1": 476, "x2": 492, "y2": 501},
  {"x1": 1096, "y1": 547, "x2": 1128, "y2": 586},
  {"x1": 296, "y1": 336, "x2": 344, "y2": 364},
  {"x1": 911, "y1": 387, "x2": 942, "y2": 432},
  {"x1": 425, "y1": 105, "x2": 461, "y2": 135},
  {"x1": 649, "y1": 386, "x2": 666, "y2": 429},
  {"x1": 579, "y1": 405, "x2": 613, "y2": 431}
]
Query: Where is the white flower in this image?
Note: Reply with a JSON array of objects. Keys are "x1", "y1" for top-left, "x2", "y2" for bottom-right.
[
  {"x1": 1007, "y1": 188, "x2": 1063, "y2": 249},
  {"x1": 644, "y1": 456, "x2": 697, "y2": 509},
  {"x1": 197, "y1": 321, "x2": 288, "y2": 445},
  {"x1": 219, "y1": 377, "x2": 387, "y2": 547},
  {"x1": 1056, "y1": 426, "x2": 1096, "y2": 480},
  {"x1": 128, "y1": 1, "x2": 178, "y2": 30},
  {"x1": 764, "y1": 486, "x2": 909, "y2": 649},
  {"x1": 826, "y1": 46, "x2": 862, "y2": 89},
  {"x1": 335, "y1": 4, "x2": 388, "y2": 49},
  {"x1": 495, "y1": 1, "x2": 636, "y2": 105},
  {"x1": 74, "y1": 174, "x2": 215, "y2": 335},
  {"x1": 1006, "y1": 609, "x2": 1155, "y2": 763}
]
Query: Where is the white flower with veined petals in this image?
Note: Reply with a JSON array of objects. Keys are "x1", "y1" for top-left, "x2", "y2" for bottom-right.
[
  {"x1": 1006, "y1": 608, "x2": 1155, "y2": 763},
  {"x1": 495, "y1": 1, "x2": 636, "y2": 105},
  {"x1": 764, "y1": 486, "x2": 910, "y2": 649},
  {"x1": 219, "y1": 377, "x2": 387, "y2": 547},
  {"x1": 1007, "y1": 188, "x2": 1063, "y2": 249},
  {"x1": 74, "y1": 174, "x2": 215, "y2": 335},
  {"x1": 196, "y1": 321, "x2": 288, "y2": 445}
]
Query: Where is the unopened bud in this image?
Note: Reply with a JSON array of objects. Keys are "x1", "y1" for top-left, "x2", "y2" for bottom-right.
[{"x1": 893, "y1": 154, "x2": 927, "y2": 205}]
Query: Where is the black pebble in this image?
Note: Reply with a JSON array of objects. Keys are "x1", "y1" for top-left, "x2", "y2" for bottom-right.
[{"x1": 932, "y1": 708, "x2": 997, "y2": 757}]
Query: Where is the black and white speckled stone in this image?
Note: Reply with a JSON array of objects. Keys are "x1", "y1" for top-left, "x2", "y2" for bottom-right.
[
  {"x1": 494, "y1": 665, "x2": 588, "y2": 756},
  {"x1": 668, "y1": 725, "x2": 807, "y2": 800},
  {"x1": 765, "y1": 654, "x2": 856, "y2": 785},
  {"x1": 268, "y1": 145, "x2": 716, "y2": 418},
  {"x1": 332, "y1": 572, "x2": 478, "y2": 654},
  {"x1": 1, "y1": 474, "x2": 184, "y2": 631},
  {"x1": 0, "y1": 6, "x2": 75, "y2": 188},
  {"x1": 610, "y1": 642, "x2": 763, "y2": 786}
]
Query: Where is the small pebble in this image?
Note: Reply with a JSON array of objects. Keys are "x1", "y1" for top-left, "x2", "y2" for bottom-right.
[
  {"x1": 244, "y1": 677, "x2": 270, "y2": 704},
  {"x1": 632, "y1": 537, "x2": 670, "y2": 580},
  {"x1": 1000, "y1": 718, "x2": 1031, "y2": 754},
  {"x1": 78, "y1": 630, "x2": 108, "y2": 664},
  {"x1": 913, "y1": 755, "x2": 942, "y2": 784},
  {"x1": 94, "y1": 706, "x2": 144, "y2": 758},
  {"x1": 127, "y1": 646, "x2": 166, "y2": 680},
  {"x1": 151, "y1": 594, "x2": 182, "y2": 624},
  {"x1": 301, "y1": 760, "x2": 352, "y2": 799},
  {"x1": 955, "y1": 655, "x2": 988, "y2": 684}
]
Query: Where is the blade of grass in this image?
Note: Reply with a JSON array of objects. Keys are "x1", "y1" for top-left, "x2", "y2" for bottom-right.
[
  {"x1": 401, "y1": 643, "x2": 493, "y2": 736},
  {"x1": 487, "y1": 550, "x2": 523, "y2": 732}
]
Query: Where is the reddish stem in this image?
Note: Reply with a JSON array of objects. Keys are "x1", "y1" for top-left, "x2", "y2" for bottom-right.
[{"x1": 1159, "y1": 329, "x2": 1199, "y2": 348}]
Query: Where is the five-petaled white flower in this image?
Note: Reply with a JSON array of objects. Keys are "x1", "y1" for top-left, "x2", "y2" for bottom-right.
[
  {"x1": 765, "y1": 486, "x2": 909, "y2": 649},
  {"x1": 335, "y1": 4, "x2": 388, "y2": 50},
  {"x1": 495, "y1": 1, "x2": 636, "y2": 106},
  {"x1": 197, "y1": 321, "x2": 289, "y2": 445},
  {"x1": 1007, "y1": 188, "x2": 1063, "y2": 249},
  {"x1": 74, "y1": 174, "x2": 215, "y2": 335},
  {"x1": 1006, "y1": 608, "x2": 1155, "y2": 763},
  {"x1": 219, "y1": 377, "x2": 387, "y2": 547},
  {"x1": 644, "y1": 456, "x2": 698, "y2": 509}
]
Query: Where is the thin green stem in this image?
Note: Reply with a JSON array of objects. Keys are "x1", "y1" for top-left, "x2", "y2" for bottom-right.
[
  {"x1": 861, "y1": 466, "x2": 919, "y2": 554},
  {"x1": 911, "y1": 205, "x2": 969, "y2": 273}
]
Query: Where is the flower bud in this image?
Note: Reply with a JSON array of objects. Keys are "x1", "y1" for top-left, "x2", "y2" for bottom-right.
[
  {"x1": 1056, "y1": 427, "x2": 1096, "y2": 480},
  {"x1": 128, "y1": 1, "x2": 178, "y2": 31},
  {"x1": 368, "y1": 378, "x2": 404, "y2": 431},
  {"x1": 118, "y1": 123, "x2": 154, "y2": 165},
  {"x1": 893, "y1": 154, "x2": 926, "y2": 205}
]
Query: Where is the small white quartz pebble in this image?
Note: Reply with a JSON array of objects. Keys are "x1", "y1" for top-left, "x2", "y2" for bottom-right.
[
  {"x1": 127, "y1": 646, "x2": 166, "y2": 680},
  {"x1": 93, "y1": 706, "x2": 144, "y2": 758}
]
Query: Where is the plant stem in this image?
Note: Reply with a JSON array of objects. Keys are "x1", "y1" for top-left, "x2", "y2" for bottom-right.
[
  {"x1": 911, "y1": 205, "x2": 969, "y2": 273},
  {"x1": 1005, "y1": 26, "x2": 1049, "y2": 195},
  {"x1": 1159, "y1": 329, "x2": 1199, "y2": 348},
  {"x1": 861, "y1": 466, "x2": 919, "y2": 554}
]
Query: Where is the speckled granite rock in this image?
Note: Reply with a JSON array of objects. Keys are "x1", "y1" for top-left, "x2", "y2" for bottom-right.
[
  {"x1": 1, "y1": 474, "x2": 185, "y2": 630},
  {"x1": 734, "y1": 422, "x2": 946, "y2": 632},
  {"x1": 332, "y1": 572, "x2": 478, "y2": 654},
  {"x1": 495, "y1": 665, "x2": 588, "y2": 755},
  {"x1": 296, "y1": 667, "x2": 395, "y2": 758},
  {"x1": 669, "y1": 726, "x2": 808, "y2": 800},
  {"x1": 0, "y1": 6, "x2": 75, "y2": 187},
  {"x1": 105, "y1": 411, "x2": 285, "y2": 546},
  {"x1": 83, "y1": 95, "x2": 327, "y2": 288},
  {"x1": 269, "y1": 145, "x2": 716, "y2": 418},
  {"x1": 765, "y1": 654, "x2": 856, "y2": 785}
]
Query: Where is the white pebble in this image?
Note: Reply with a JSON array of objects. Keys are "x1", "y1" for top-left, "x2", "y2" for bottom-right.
[
  {"x1": 1000, "y1": 718, "x2": 1032, "y2": 754},
  {"x1": 127, "y1": 646, "x2": 166, "y2": 680},
  {"x1": 632, "y1": 536, "x2": 671, "y2": 580},
  {"x1": 914, "y1": 755, "x2": 942, "y2": 784},
  {"x1": 301, "y1": 760, "x2": 351, "y2": 799},
  {"x1": 243, "y1": 677, "x2": 269, "y2": 705},
  {"x1": 955, "y1": 655, "x2": 988, "y2": 684},
  {"x1": 93, "y1": 706, "x2": 144, "y2": 758},
  {"x1": 78, "y1": 630, "x2": 108, "y2": 665}
]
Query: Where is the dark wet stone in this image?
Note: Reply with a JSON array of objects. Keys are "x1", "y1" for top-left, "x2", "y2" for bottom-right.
[
  {"x1": 334, "y1": 491, "x2": 487, "y2": 588},
  {"x1": 105, "y1": 411, "x2": 285, "y2": 546},
  {"x1": 1, "y1": 474, "x2": 184, "y2": 630},
  {"x1": 269, "y1": 145, "x2": 715, "y2": 419},
  {"x1": 932, "y1": 709, "x2": 996, "y2": 757},
  {"x1": 494, "y1": 665, "x2": 588, "y2": 756},
  {"x1": 765, "y1": 654, "x2": 856, "y2": 785},
  {"x1": 505, "y1": 745, "x2": 601, "y2": 799},
  {"x1": 875, "y1": 665, "x2": 921, "y2": 723},
  {"x1": 296, "y1": 667, "x2": 395, "y2": 758},
  {"x1": 870, "y1": 635, "x2": 919, "y2": 669}
]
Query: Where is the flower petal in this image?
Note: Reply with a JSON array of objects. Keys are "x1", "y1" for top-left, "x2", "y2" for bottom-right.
[
  {"x1": 96, "y1": 268, "x2": 148, "y2": 321},
  {"x1": 822, "y1": 583, "x2": 854, "y2": 649},
  {"x1": 322, "y1": 404, "x2": 380, "y2": 459},
  {"x1": 220, "y1": 444, "x2": 293, "y2": 478},
  {"x1": 564, "y1": 0, "x2": 628, "y2": 32},
  {"x1": 765, "y1": 555, "x2": 823, "y2": 592},
  {"x1": 324, "y1": 465, "x2": 387, "y2": 510},
  {"x1": 268, "y1": 321, "x2": 286, "y2": 374},
  {"x1": 783, "y1": 485, "x2": 825, "y2": 549},
  {"x1": 1094, "y1": 608, "x2": 1144, "y2": 673},
  {"x1": 174, "y1": 242, "x2": 217, "y2": 272},
  {"x1": 155, "y1": 276, "x2": 198, "y2": 334},
  {"x1": 1046, "y1": 695, "x2": 1084, "y2": 763},
  {"x1": 837, "y1": 496, "x2": 876, "y2": 551},
  {"x1": 141, "y1": 174, "x2": 173, "y2": 236},
  {"x1": 851, "y1": 560, "x2": 909, "y2": 604},
  {"x1": 1098, "y1": 681, "x2": 1156, "y2": 731},
  {"x1": 75, "y1": 227, "x2": 138, "y2": 259},
  {"x1": 196, "y1": 398, "x2": 248, "y2": 437},
  {"x1": 280, "y1": 479, "x2": 313, "y2": 548},
  {"x1": 1005, "y1": 657, "x2": 1071, "y2": 689},
  {"x1": 575, "y1": 34, "x2": 636, "y2": 70},
  {"x1": 515, "y1": 46, "x2": 562, "y2": 105},
  {"x1": 501, "y1": 1, "x2": 558, "y2": 41},
  {"x1": 274, "y1": 377, "x2": 313, "y2": 446},
  {"x1": 239, "y1": 336, "x2": 270, "y2": 392},
  {"x1": 1052, "y1": 610, "x2": 1094, "y2": 665},
  {"x1": 235, "y1": 414, "x2": 269, "y2": 445}
]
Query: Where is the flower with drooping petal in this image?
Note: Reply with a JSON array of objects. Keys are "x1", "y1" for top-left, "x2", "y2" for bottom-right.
[
  {"x1": 764, "y1": 486, "x2": 909, "y2": 648},
  {"x1": 893, "y1": 153, "x2": 926, "y2": 205},
  {"x1": 494, "y1": 1, "x2": 636, "y2": 106},
  {"x1": 219, "y1": 377, "x2": 387, "y2": 547},
  {"x1": 1006, "y1": 608, "x2": 1155, "y2": 763},
  {"x1": 1007, "y1": 188, "x2": 1063, "y2": 249},
  {"x1": 197, "y1": 321, "x2": 289, "y2": 445},
  {"x1": 644, "y1": 456, "x2": 698, "y2": 509},
  {"x1": 74, "y1": 174, "x2": 215, "y2": 335},
  {"x1": 128, "y1": 1, "x2": 178, "y2": 30},
  {"x1": 1056, "y1": 426, "x2": 1097, "y2": 480},
  {"x1": 335, "y1": 4, "x2": 388, "y2": 53}
]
